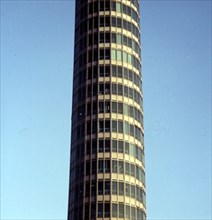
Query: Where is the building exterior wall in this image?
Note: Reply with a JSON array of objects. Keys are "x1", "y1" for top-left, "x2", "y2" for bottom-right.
[{"x1": 68, "y1": 0, "x2": 146, "y2": 219}]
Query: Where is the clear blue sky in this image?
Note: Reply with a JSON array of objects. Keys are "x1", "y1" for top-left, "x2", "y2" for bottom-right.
[{"x1": 1, "y1": 1, "x2": 211, "y2": 220}]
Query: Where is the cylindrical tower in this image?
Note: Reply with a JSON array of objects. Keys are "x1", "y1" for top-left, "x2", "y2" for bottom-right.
[{"x1": 68, "y1": 0, "x2": 146, "y2": 219}]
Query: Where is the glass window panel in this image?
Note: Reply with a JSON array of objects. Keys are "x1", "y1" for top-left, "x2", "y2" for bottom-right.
[
  {"x1": 119, "y1": 182, "x2": 124, "y2": 195},
  {"x1": 105, "y1": 181, "x2": 110, "y2": 195},
  {"x1": 116, "y1": 2, "x2": 121, "y2": 12},
  {"x1": 118, "y1": 140, "x2": 124, "y2": 153},
  {"x1": 112, "y1": 84, "x2": 117, "y2": 94},
  {"x1": 118, "y1": 161, "x2": 124, "y2": 173},
  {"x1": 98, "y1": 160, "x2": 104, "y2": 173},
  {"x1": 116, "y1": 34, "x2": 122, "y2": 44},
  {"x1": 112, "y1": 102, "x2": 117, "y2": 113},
  {"x1": 105, "y1": 160, "x2": 110, "y2": 173},
  {"x1": 123, "y1": 52, "x2": 127, "y2": 63},
  {"x1": 112, "y1": 120, "x2": 117, "y2": 132},
  {"x1": 126, "y1": 183, "x2": 130, "y2": 197},
  {"x1": 112, "y1": 181, "x2": 118, "y2": 195},
  {"x1": 131, "y1": 185, "x2": 135, "y2": 198},
  {"x1": 111, "y1": 49, "x2": 116, "y2": 60},
  {"x1": 125, "y1": 162, "x2": 130, "y2": 175},
  {"x1": 117, "y1": 50, "x2": 122, "y2": 61},
  {"x1": 99, "y1": 140, "x2": 104, "y2": 152},
  {"x1": 126, "y1": 205, "x2": 130, "y2": 218},
  {"x1": 118, "y1": 120, "x2": 123, "y2": 133},
  {"x1": 118, "y1": 85, "x2": 122, "y2": 95},
  {"x1": 98, "y1": 181, "x2": 103, "y2": 195},
  {"x1": 105, "y1": 140, "x2": 110, "y2": 152},
  {"x1": 112, "y1": 160, "x2": 117, "y2": 173},
  {"x1": 112, "y1": 203, "x2": 118, "y2": 217},
  {"x1": 118, "y1": 102, "x2": 123, "y2": 114},
  {"x1": 98, "y1": 203, "x2": 103, "y2": 217},
  {"x1": 112, "y1": 33, "x2": 116, "y2": 43},
  {"x1": 112, "y1": 140, "x2": 117, "y2": 152},
  {"x1": 125, "y1": 142, "x2": 129, "y2": 154},
  {"x1": 119, "y1": 203, "x2": 124, "y2": 218},
  {"x1": 104, "y1": 203, "x2": 110, "y2": 217}
]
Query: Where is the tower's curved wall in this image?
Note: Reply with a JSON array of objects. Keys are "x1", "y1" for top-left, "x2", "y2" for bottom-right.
[{"x1": 68, "y1": 1, "x2": 146, "y2": 219}]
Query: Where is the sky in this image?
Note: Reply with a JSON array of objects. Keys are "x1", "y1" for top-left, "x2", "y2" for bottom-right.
[{"x1": 1, "y1": 1, "x2": 211, "y2": 220}]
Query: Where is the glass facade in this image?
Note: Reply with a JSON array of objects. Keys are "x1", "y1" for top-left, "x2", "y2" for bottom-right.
[{"x1": 68, "y1": 0, "x2": 146, "y2": 219}]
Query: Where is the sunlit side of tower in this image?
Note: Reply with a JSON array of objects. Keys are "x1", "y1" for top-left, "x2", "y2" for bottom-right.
[{"x1": 68, "y1": 0, "x2": 146, "y2": 219}]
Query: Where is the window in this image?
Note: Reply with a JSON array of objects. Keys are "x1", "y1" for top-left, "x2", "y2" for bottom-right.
[
  {"x1": 99, "y1": 32, "x2": 104, "y2": 43},
  {"x1": 86, "y1": 161, "x2": 90, "y2": 175},
  {"x1": 117, "y1": 50, "x2": 122, "y2": 61},
  {"x1": 126, "y1": 183, "x2": 130, "y2": 197},
  {"x1": 112, "y1": 140, "x2": 117, "y2": 152},
  {"x1": 131, "y1": 206, "x2": 135, "y2": 220},
  {"x1": 86, "y1": 181, "x2": 90, "y2": 197},
  {"x1": 119, "y1": 182, "x2": 124, "y2": 195},
  {"x1": 112, "y1": 120, "x2": 117, "y2": 132},
  {"x1": 105, "y1": 33, "x2": 110, "y2": 43},
  {"x1": 112, "y1": 181, "x2": 117, "y2": 194},
  {"x1": 118, "y1": 102, "x2": 123, "y2": 114},
  {"x1": 104, "y1": 203, "x2": 110, "y2": 217},
  {"x1": 126, "y1": 205, "x2": 130, "y2": 219},
  {"x1": 131, "y1": 185, "x2": 135, "y2": 198},
  {"x1": 98, "y1": 160, "x2": 104, "y2": 173},
  {"x1": 118, "y1": 140, "x2": 123, "y2": 153},
  {"x1": 99, "y1": 102, "x2": 104, "y2": 113},
  {"x1": 117, "y1": 18, "x2": 122, "y2": 28},
  {"x1": 86, "y1": 141, "x2": 91, "y2": 155},
  {"x1": 112, "y1": 84, "x2": 117, "y2": 94},
  {"x1": 85, "y1": 204, "x2": 89, "y2": 218},
  {"x1": 105, "y1": 181, "x2": 110, "y2": 195},
  {"x1": 91, "y1": 203, "x2": 96, "y2": 219},
  {"x1": 119, "y1": 203, "x2": 124, "y2": 218},
  {"x1": 112, "y1": 102, "x2": 117, "y2": 113},
  {"x1": 123, "y1": 52, "x2": 127, "y2": 63},
  {"x1": 112, "y1": 160, "x2": 117, "y2": 173},
  {"x1": 92, "y1": 139, "x2": 97, "y2": 154},
  {"x1": 125, "y1": 162, "x2": 130, "y2": 175},
  {"x1": 105, "y1": 160, "x2": 110, "y2": 172},
  {"x1": 105, "y1": 66, "x2": 110, "y2": 76},
  {"x1": 98, "y1": 181, "x2": 103, "y2": 195},
  {"x1": 98, "y1": 203, "x2": 103, "y2": 217},
  {"x1": 125, "y1": 142, "x2": 129, "y2": 154},
  {"x1": 105, "y1": 140, "x2": 110, "y2": 152},
  {"x1": 112, "y1": 203, "x2": 118, "y2": 217},
  {"x1": 92, "y1": 160, "x2": 96, "y2": 174},
  {"x1": 111, "y1": 49, "x2": 116, "y2": 60},
  {"x1": 91, "y1": 181, "x2": 96, "y2": 196},
  {"x1": 116, "y1": 34, "x2": 122, "y2": 44},
  {"x1": 118, "y1": 84, "x2": 122, "y2": 95},
  {"x1": 117, "y1": 66, "x2": 122, "y2": 77},
  {"x1": 118, "y1": 161, "x2": 124, "y2": 173},
  {"x1": 118, "y1": 120, "x2": 123, "y2": 133},
  {"x1": 105, "y1": 120, "x2": 110, "y2": 132},
  {"x1": 99, "y1": 139, "x2": 104, "y2": 152},
  {"x1": 116, "y1": 2, "x2": 121, "y2": 12}
]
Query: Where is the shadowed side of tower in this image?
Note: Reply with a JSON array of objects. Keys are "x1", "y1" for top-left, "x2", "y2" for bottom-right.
[{"x1": 68, "y1": 0, "x2": 146, "y2": 219}]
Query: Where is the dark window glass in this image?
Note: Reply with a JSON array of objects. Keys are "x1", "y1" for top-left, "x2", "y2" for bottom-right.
[
  {"x1": 105, "y1": 140, "x2": 110, "y2": 152},
  {"x1": 105, "y1": 181, "x2": 110, "y2": 194},
  {"x1": 98, "y1": 203, "x2": 103, "y2": 217},
  {"x1": 98, "y1": 181, "x2": 103, "y2": 195},
  {"x1": 99, "y1": 139, "x2": 104, "y2": 152}
]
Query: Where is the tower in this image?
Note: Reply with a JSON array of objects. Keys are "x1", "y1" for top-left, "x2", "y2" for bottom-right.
[{"x1": 68, "y1": 0, "x2": 146, "y2": 219}]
